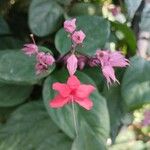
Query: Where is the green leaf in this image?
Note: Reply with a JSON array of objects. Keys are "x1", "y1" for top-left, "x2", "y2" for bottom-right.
[
  {"x1": 140, "y1": 3, "x2": 150, "y2": 32},
  {"x1": 111, "y1": 22, "x2": 136, "y2": 55},
  {"x1": 125, "y1": 0, "x2": 142, "y2": 19},
  {"x1": 56, "y1": 0, "x2": 72, "y2": 6},
  {"x1": 0, "y1": 82, "x2": 33, "y2": 107},
  {"x1": 0, "y1": 37, "x2": 23, "y2": 50},
  {"x1": 103, "y1": 85, "x2": 126, "y2": 143},
  {"x1": 68, "y1": 3, "x2": 102, "y2": 17},
  {"x1": 71, "y1": 121, "x2": 107, "y2": 150},
  {"x1": 121, "y1": 56, "x2": 150, "y2": 111},
  {"x1": 0, "y1": 101, "x2": 72, "y2": 150},
  {"x1": 0, "y1": 16, "x2": 10, "y2": 35},
  {"x1": 55, "y1": 16, "x2": 110, "y2": 56},
  {"x1": 29, "y1": 0, "x2": 63, "y2": 37},
  {"x1": 43, "y1": 69, "x2": 110, "y2": 142},
  {"x1": 0, "y1": 50, "x2": 55, "y2": 85},
  {"x1": 83, "y1": 67, "x2": 105, "y2": 92}
]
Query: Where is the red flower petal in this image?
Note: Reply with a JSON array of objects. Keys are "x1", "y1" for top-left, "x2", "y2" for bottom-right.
[
  {"x1": 50, "y1": 95, "x2": 69, "y2": 108},
  {"x1": 75, "y1": 84, "x2": 95, "y2": 98},
  {"x1": 75, "y1": 98, "x2": 93, "y2": 110},
  {"x1": 52, "y1": 82, "x2": 71, "y2": 97},
  {"x1": 67, "y1": 75, "x2": 80, "y2": 89}
]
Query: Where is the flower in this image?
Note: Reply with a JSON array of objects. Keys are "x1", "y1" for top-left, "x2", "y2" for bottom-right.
[
  {"x1": 35, "y1": 63, "x2": 45, "y2": 75},
  {"x1": 36, "y1": 52, "x2": 55, "y2": 74},
  {"x1": 67, "y1": 54, "x2": 78, "y2": 76},
  {"x1": 22, "y1": 44, "x2": 38, "y2": 56},
  {"x1": 50, "y1": 75, "x2": 95, "y2": 110},
  {"x1": 71, "y1": 30, "x2": 86, "y2": 44},
  {"x1": 64, "y1": 18, "x2": 76, "y2": 33},
  {"x1": 36, "y1": 52, "x2": 55, "y2": 67},
  {"x1": 96, "y1": 50, "x2": 129, "y2": 85}
]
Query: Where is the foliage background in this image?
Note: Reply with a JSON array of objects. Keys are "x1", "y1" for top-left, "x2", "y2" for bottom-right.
[{"x1": 0, "y1": 0, "x2": 150, "y2": 149}]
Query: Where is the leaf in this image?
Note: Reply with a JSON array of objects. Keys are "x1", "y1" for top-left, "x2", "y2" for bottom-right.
[
  {"x1": 43, "y1": 69, "x2": 110, "y2": 142},
  {"x1": 55, "y1": 16, "x2": 110, "y2": 56},
  {"x1": 103, "y1": 85, "x2": 126, "y2": 143},
  {"x1": 29, "y1": 0, "x2": 64, "y2": 37},
  {"x1": 71, "y1": 121, "x2": 107, "y2": 150},
  {"x1": 0, "y1": 82, "x2": 33, "y2": 107},
  {"x1": 83, "y1": 67, "x2": 105, "y2": 92},
  {"x1": 0, "y1": 37, "x2": 24, "y2": 50},
  {"x1": 68, "y1": 3, "x2": 102, "y2": 17},
  {"x1": 140, "y1": 3, "x2": 150, "y2": 32},
  {"x1": 0, "y1": 16, "x2": 10, "y2": 35},
  {"x1": 111, "y1": 22, "x2": 136, "y2": 55},
  {"x1": 0, "y1": 50, "x2": 55, "y2": 85},
  {"x1": 0, "y1": 101, "x2": 72, "y2": 150},
  {"x1": 125, "y1": 0, "x2": 142, "y2": 19},
  {"x1": 56, "y1": 0, "x2": 72, "y2": 6},
  {"x1": 121, "y1": 56, "x2": 150, "y2": 111}
]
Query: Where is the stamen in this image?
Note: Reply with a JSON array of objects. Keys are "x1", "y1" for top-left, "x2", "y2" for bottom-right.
[{"x1": 30, "y1": 34, "x2": 36, "y2": 45}]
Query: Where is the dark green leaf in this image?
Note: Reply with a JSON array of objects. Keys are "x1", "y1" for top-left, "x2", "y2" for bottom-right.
[
  {"x1": 111, "y1": 22, "x2": 136, "y2": 55},
  {"x1": 29, "y1": 0, "x2": 63, "y2": 37},
  {"x1": 0, "y1": 37, "x2": 23, "y2": 50},
  {"x1": 0, "y1": 16, "x2": 10, "y2": 35},
  {"x1": 121, "y1": 56, "x2": 150, "y2": 111},
  {"x1": 56, "y1": 0, "x2": 72, "y2": 6},
  {"x1": 0, "y1": 50, "x2": 55, "y2": 85},
  {"x1": 71, "y1": 121, "x2": 106, "y2": 150},
  {"x1": 103, "y1": 85, "x2": 125, "y2": 143},
  {"x1": 0, "y1": 82, "x2": 33, "y2": 107},
  {"x1": 0, "y1": 101, "x2": 72, "y2": 150},
  {"x1": 43, "y1": 69, "x2": 110, "y2": 142},
  {"x1": 55, "y1": 16, "x2": 110, "y2": 56},
  {"x1": 68, "y1": 3, "x2": 102, "y2": 17}
]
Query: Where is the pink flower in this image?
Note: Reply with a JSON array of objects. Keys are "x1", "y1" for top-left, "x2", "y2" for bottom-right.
[
  {"x1": 36, "y1": 52, "x2": 55, "y2": 74},
  {"x1": 36, "y1": 52, "x2": 55, "y2": 67},
  {"x1": 96, "y1": 50, "x2": 129, "y2": 85},
  {"x1": 142, "y1": 110, "x2": 150, "y2": 126},
  {"x1": 64, "y1": 18, "x2": 76, "y2": 33},
  {"x1": 67, "y1": 54, "x2": 78, "y2": 76},
  {"x1": 50, "y1": 75, "x2": 95, "y2": 110},
  {"x1": 22, "y1": 44, "x2": 38, "y2": 56},
  {"x1": 35, "y1": 63, "x2": 45, "y2": 75},
  {"x1": 71, "y1": 30, "x2": 86, "y2": 44}
]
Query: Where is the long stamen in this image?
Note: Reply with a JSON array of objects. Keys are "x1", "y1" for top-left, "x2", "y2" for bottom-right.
[
  {"x1": 30, "y1": 34, "x2": 36, "y2": 45},
  {"x1": 71, "y1": 97, "x2": 78, "y2": 137}
]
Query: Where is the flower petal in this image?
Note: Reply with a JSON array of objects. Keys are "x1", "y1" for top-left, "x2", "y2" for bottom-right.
[
  {"x1": 67, "y1": 54, "x2": 78, "y2": 76},
  {"x1": 67, "y1": 75, "x2": 80, "y2": 89},
  {"x1": 75, "y1": 98, "x2": 93, "y2": 110},
  {"x1": 75, "y1": 84, "x2": 95, "y2": 98},
  {"x1": 102, "y1": 65, "x2": 119, "y2": 85},
  {"x1": 50, "y1": 95, "x2": 69, "y2": 108},
  {"x1": 52, "y1": 82, "x2": 71, "y2": 97}
]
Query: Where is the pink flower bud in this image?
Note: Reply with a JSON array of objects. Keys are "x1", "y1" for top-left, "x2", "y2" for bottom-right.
[
  {"x1": 35, "y1": 63, "x2": 45, "y2": 75},
  {"x1": 36, "y1": 52, "x2": 55, "y2": 67},
  {"x1": 71, "y1": 30, "x2": 86, "y2": 44},
  {"x1": 22, "y1": 44, "x2": 38, "y2": 56},
  {"x1": 64, "y1": 18, "x2": 76, "y2": 33},
  {"x1": 67, "y1": 54, "x2": 78, "y2": 76},
  {"x1": 44, "y1": 54, "x2": 55, "y2": 65}
]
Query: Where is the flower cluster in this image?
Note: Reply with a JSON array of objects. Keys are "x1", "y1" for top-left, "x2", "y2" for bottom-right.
[
  {"x1": 50, "y1": 19, "x2": 95, "y2": 110},
  {"x1": 64, "y1": 18, "x2": 86, "y2": 76},
  {"x1": 22, "y1": 18, "x2": 129, "y2": 110},
  {"x1": 95, "y1": 50, "x2": 129, "y2": 86},
  {"x1": 22, "y1": 38, "x2": 54, "y2": 74}
]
